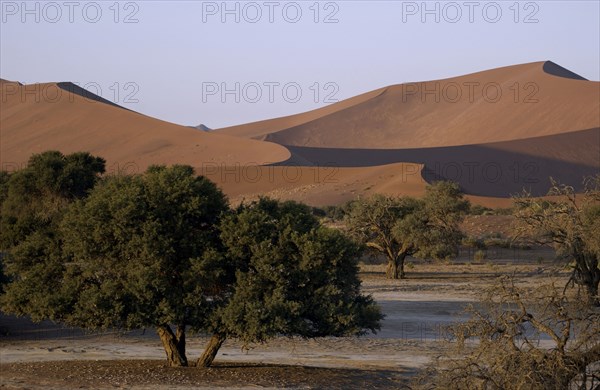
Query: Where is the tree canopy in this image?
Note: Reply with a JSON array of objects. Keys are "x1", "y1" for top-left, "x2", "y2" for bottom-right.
[
  {"x1": 58, "y1": 164, "x2": 229, "y2": 366},
  {"x1": 346, "y1": 181, "x2": 469, "y2": 279},
  {"x1": 0, "y1": 151, "x2": 105, "y2": 317},
  {"x1": 198, "y1": 198, "x2": 383, "y2": 367},
  {"x1": 1, "y1": 156, "x2": 382, "y2": 368}
]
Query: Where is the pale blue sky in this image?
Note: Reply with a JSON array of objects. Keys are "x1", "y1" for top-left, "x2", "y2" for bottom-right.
[{"x1": 1, "y1": 1, "x2": 599, "y2": 128}]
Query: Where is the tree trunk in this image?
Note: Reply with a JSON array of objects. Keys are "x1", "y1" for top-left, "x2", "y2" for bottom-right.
[
  {"x1": 197, "y1": 333, "x2": 226, "y2": 368},
  {"x1": 157, "y1": 325, "x2": 188, "y2": 367},
  {"x1": 398, "y1": 253, "x2": 407, "y2": 279},
  {"x1": 590, "y1": 264, "x2": 600, "y2": 306},
  {"x1": 574, "y1": 256, "x2": 600, "y2": 306},
  {"x1": 585, "y1": 277, "x2": 599, "y2": 306},
  {"x1": 176, "y1": 324, "x2": 186, "y2": 360},
  {"x1": 386, "y1": 259, "x2": 397, "y2": 279},
  {"x1": 386, "y1": 253, "x2": 407, "y2": 279}
]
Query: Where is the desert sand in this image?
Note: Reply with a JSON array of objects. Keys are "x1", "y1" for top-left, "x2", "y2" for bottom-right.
[
  {"x1": 0, "y1": 80, "x2": 290, "y2": 171},
  {"x1": 218, "y1": 61, "x2": 599, "y2": 149},
  {"x1": 275, "y1": 127, "x2": 599, "y2": 198},
  {"x1": 1, "y1": 61, "x2": 598, "y2": 206},
  {"x1": 198, "y1": 162, "x2": 427, "y2": 206},
  {"x1": 215, "y1": 61, "x2": 599, "y2": 202}
]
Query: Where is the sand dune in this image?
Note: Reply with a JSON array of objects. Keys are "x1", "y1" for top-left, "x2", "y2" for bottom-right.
[
  {"x1": 276, "y1": 127, "x2": 599, "y2": 197},
  {"x1": 2, "y1": 61, "x2": 598, "y2": 206},
  {"x1": 212, "y1": 61, "x2": 599, "y2": 204},
  {"x1": 0, "y1": 80, "x2": 290, "y2": 172},
  {"x1": 218, "y1": 87, "x2": 388, "y2": 140},
  {"x1": 198, "y1": 163, "x2": 427, "y2": 206},
  {"x1": 218, "y1": 61, "x2": 599, "y2": 149},
  {"x1": 198, "y1": 127, "x2": 599, "y2": 205}
]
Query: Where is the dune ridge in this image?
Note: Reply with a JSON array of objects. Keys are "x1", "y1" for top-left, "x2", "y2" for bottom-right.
[
  {"x1": 218, "y1": 61, "x2": 599, "y2": 149},
  {"x1": 2, "y1": 61, "x2": 598, "y2": 206},
  {"x1": 0, "y1": 80, "x2": 290, "y2": 171},
  {"x1": 217, "y1": 87, "x2": 388, "y2": 140}
]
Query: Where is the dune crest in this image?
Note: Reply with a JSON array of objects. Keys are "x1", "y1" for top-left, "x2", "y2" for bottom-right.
[{"x1": 542, "y1": 61, "x2": 588, "y2": 80}]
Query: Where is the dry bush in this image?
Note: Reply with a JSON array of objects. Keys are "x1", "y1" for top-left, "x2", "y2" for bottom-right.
[
  {"x1": 416, "y1": 276, "x2": 600, "y2": 389},
  {"x1": 512, "y1": 177, "x2": 600, "y2": 305}
]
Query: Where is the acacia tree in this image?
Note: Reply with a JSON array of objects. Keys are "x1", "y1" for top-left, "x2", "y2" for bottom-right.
[
  {"x1": 346, "y1": 182, "x2": 469, "y2": 279},
  {"x1": 0, "y1": 151, "x2": 105, "y2": 316},
  {"x1": 58, "y1": 165, "x2": 228, "y2": 366},
  {"x1": 0, "y1": 151, "x2": 106, "y2": 248},
  {"x1": 3, "y1": 159, "x2": 382, "y2": 368},
  {"x1": 514, "y1": 177, "x2": 600, "y2": 305},
  {"x1": 196, "y1": 198, "x2": 383, "y2": 367},
  {"x1": 0, "y1": 170, "x2": 9, "y2": 205}
]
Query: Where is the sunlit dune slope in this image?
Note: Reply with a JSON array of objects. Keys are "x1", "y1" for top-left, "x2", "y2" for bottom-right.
[
  {"x1": 218, "y1": 61, "x2": 599, "y2": 149},
  {"x1": 197, "y1": 162, "x2": 427, "y2": 207},
  {"x1": 0, "y1": 80, "x2": 290, "y2": 171}
]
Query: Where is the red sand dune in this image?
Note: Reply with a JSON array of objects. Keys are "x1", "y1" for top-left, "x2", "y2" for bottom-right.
[
  {"x1": 219, "y1": 61, "x2": 599, "y2": 149},
  {"x1": 0, "y1": 80, "x2": 290, "y2": 172},
  {"x1": 198, "y1": 163, "x2": 427, "y2": 206},
  {"x1": 194, "y1": 126, "x2": 598, "y2": 206},
  {"x1": 1, "y1": 61, "x2": 598, "y2": 206},
  {"x1": 277, "y1": 127, "x2": 599, "y2": 197},
  {"x1": 214, "y1": 61, "x2": 598, "y2": 204}
]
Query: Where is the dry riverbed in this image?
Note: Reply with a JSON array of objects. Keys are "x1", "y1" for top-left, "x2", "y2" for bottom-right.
[{"x1": 0, "y1": 260, "x2": 570, "y2": 389}]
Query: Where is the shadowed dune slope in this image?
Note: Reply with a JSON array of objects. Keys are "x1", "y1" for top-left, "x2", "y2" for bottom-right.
[
  {"x1": 0, "y1": 80, "x2": 290, "y2": 171},
  {"x1": 196, "y1": 127, "x2": 598, "y2": 206},
  {"x1": 277, "y1": 128, "x2": 600, "y2": 197},
  {"x1": 218, "y1": 61, "x2": 599, "y2": 149}
]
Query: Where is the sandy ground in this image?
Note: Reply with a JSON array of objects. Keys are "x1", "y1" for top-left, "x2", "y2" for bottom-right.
[{"x1": 0, "y1": 259, "x2": 571, "y2": 389}]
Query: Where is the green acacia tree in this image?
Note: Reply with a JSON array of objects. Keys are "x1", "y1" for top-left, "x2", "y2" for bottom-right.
[
  {"x1": 62, "y1": 192, "x2": 382, "y2": 368},
  {"x1": 197, "y1": 198, "x2": 383, "y2": 367},
  {"x1": 58, "y1": 165, "x2": 228, "y2": 366},
  {"x1": 2, "y1": 156, "x2": 382, "y2": 368},
  {"x1": 0, "y1": 170, "x2": 10, "y2": 205},
  {"x1": 0, "y1": 170, "x2": 11, "y2": 292},
  {"x1": 346, "y1": 182, "x2": 469, "y2": 279},
  {"x1": 0, "y1": 151, "x2": 106, "y2": 248},
  {"x1": 0, "y1": 151, "x2": 105, "y2": 315}
]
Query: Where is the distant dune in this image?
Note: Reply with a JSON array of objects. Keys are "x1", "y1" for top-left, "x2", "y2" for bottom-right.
[
  {"x1": 216, "y1": 61, "x2": 599, "y2": 202},
  {"x1": 0, "y1": 79, "x2": 290, "y2": 172},
  {"x1": 2, "y1": 61, "x2": 598, "y2": 206},
  {"x1": 193, "y1": 124, "x2": 212, "y2": 131},
  {"x1": 219, "y1": 61, "x2": 599, "y2": 149}
]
